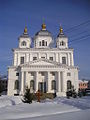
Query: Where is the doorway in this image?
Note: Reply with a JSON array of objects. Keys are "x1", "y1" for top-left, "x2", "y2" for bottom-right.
[{"x1": 38, "y1": 82, "x2": 46, "y2": 93}]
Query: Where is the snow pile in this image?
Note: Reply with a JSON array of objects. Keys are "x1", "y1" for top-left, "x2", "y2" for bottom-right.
[
  {"x1": 0, "y1": 96, "x2": 22, "y2": 108},
  {"x1": 45, "y1": 96, "x2": 90, "y2": 110},
  {"x1": 0, "y1": 98, "x2": 80, "y2": 120},
  {"x1": 0, "y1": 96, "x2": 90, "y2": 120},
  {"x1": 0, "y1": 95, "x2": 90, "y2": 110}
]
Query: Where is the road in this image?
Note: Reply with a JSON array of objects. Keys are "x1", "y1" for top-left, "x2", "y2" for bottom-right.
[{"x1": 9, "y1": 109, "x2": 90, "y2": 120}]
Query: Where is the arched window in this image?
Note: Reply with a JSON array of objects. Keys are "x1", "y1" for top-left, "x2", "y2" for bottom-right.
[
  {"x1": 14, "y1": 80, "x2": 19, "y2": 90},
  {"x1": 51, "y1": 80, "x2": 56, "y2": 90},
  {"x1": 46, "y1": 41, "x2": 47, "y2": 46},
  {"x1": 62, "y1": 57, "x2": 66, "y2": 64},
  {"x1": 42, "y1": 40, "x2": 45, "y2": 46},
  {"x1": 60, "y1": 41, "x2": 65, "y2": 46},
  {"x1": 21, "y1": 41, "x2": 26, "y2": 46},
  {"x1": 30, "y1": 80, "x2": 34, "y2": 90},
  {"x1": 20, "y1": 57, "x2": 24, "y2": 64},
  {"x1": 67, "y1": 80, "x2": 72, "y2": 90},
  {"x1": 39, "y1": 41, "x2": 41, "y2": 46}
]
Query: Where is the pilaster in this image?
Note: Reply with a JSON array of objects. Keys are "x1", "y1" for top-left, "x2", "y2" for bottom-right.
[
  {"x1": 35, "y1": 72, "x2": 38, "y2": 92},
  {"x1": 47, "y1": 72, "x2": 51, "y2": 92},
  {"x1": 57, "y1": 72, "x2": 61, "y2": 92},
  {"x1": 20, "y1": 72, "x2": 24, "y2": 95}
]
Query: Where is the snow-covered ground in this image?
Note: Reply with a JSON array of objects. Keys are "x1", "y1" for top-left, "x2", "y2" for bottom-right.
[{"x1": 0, "y1": 96, "x2": 90, "y2": 120}]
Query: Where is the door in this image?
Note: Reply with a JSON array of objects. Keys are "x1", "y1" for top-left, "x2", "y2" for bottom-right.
[{"x1": 38, "y1": 82, "x2": 46, "y2": 93}]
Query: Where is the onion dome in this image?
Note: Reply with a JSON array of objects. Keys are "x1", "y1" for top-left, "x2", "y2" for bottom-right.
[
  {"x1": 24, "y1": 26, "x2": 28, "y2": 33},
  {"x1": 35, "y1": 23, "x2": 52, "y2": 37},
  {"x1": 42, "y1": 23, "x2": 46, "y2": 30},
  {"x1": 19, "y1": 26, "x2": 30, "y2": 38},
  {"x1": 60, "y1": 26, "x2": 63, "y2": 33},
  {"x1": 57, "y1": 26, "x2": 67, "y2": 38}
]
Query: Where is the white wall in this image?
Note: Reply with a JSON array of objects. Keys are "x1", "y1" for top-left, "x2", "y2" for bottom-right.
[
  {"x1": 13, "y1": 49, "x2": 74, "y2": 67},
  {"x1": 8, "y1": 67, "x2": 18, "y2": 95}
]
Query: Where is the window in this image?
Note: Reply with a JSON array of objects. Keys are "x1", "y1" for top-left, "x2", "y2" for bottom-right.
[
  {"x1": 16, "y1": 73, "x2": 19, "y2": 76},
  {"x1": 14, "y1": 80, "x2": 19, "y2": 90},
  {"x1": 51, "y1": 80, "x2": 56, "y2": 90},
  {"x1": 46, "y1": 41, "x2": 47, "y2": 46},
  {"x1": 51, "y1": 72, "x2": 55, "y2": 76},
  {"x1": 67, "y1": 80, "x2": 72, "y2": 90},
  {"x1": 42, "y1": 40, "x2": 45, "y2": 46},
  {"x1": 62, "y1": 57, "x2": 66, "y2": 64},
  {"x1": 60, "y1": 41, "x2": 65, "y2": 46},
  {"x1": 21, "y1": 41, "x2": 26, "y2": 46},
  {"x1": 33, "y1": 57, "x2": 37, "y2": 60},
  {"x1": 40, "y1": 72, "x2": 45, "y2": 76},
  {"x1": 67, "y1": 72, "x2": 71, "y2": 76},
  {"x1": 39, "y1": 41, "x2": 41, "y2": 46},
  {"x1": 49, "y1": 57, "x2": 53, "y2": 61},
  {"x1": 20, "y1": 57, "x2": 24, "y2": 64},
  {"x1": 30, "y1": 80, "x2": 34, "y2": 90},
  {"x1": 41, "y1": 57, "x2": 45, "y2": 59},
  {"x1": 31, "y1": 72, "x2": 34, "y2": 76}
]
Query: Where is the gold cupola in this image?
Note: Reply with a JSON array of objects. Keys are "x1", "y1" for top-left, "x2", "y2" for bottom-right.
[
  {"x1": 42, "y1": 23, "x2": 46, "y2": 30},
  {"x1": 24, "y1": 26, "x2": 28, "y2": 33},
  {"x1": 60, "y1": 26, "x2": 63, "y2": 33}
]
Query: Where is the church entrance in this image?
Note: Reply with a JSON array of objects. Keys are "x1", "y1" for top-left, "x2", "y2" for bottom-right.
[{"x1": 38, "y1": 82, "x2": 46, "y2": 93}]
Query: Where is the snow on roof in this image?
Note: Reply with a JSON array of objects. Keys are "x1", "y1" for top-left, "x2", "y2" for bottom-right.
[{"x1": 79, "y1": 80, "x2": 88, "y2": 83}]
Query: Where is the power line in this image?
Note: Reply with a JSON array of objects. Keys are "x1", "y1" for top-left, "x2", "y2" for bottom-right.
[
  {"x1": 68, "y1": 31, "x2": 88, "y2": 38},
  {"x1": 69, "y1": 34, "x2": 90, "y2": 43},
  {"x1": 52, "y1": 22, "x2": 90, "y2": 40},
  {"x1": 64, "y1": 20, "x2": 90, "y2": 33},
  {"x1": 69, "y1": 35, "x2": 90, "y2": 45}
]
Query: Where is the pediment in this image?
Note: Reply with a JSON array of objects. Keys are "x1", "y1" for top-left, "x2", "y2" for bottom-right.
[
  {"x1": 20, "y1": 58, "x2": 72, "y2": 69},
  {"x1": 21, "y1": 58, "x2": 60, "y2": 67},
  {"x1": 30, "y1": 61, "x2": 54, "y2": 66}
]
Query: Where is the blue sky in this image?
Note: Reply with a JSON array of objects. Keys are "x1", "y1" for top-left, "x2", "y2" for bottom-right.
[{"x1": 0, "y1": 0, "x2": 90, "y2": 79}]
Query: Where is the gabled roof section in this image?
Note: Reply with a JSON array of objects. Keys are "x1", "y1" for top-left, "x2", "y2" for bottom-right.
[{"x1": 19, "y1": 58, "x2": 71, "y2": 68}]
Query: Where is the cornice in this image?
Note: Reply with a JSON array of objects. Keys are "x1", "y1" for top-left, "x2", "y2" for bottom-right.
[{"x1": 12, "y1": 47, "x2": 73, "y2": 52}]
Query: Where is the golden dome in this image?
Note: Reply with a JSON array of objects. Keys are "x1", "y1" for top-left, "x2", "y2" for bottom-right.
[
  {"x1": 60, "y1": 26, "x2": 63, "y2": 33},
  {"x1": 24, "y1": 26, "x2": 27, "y2": 33},
  {"x1": 42, "y1": 23, "x2": 46, "y2": 30}
]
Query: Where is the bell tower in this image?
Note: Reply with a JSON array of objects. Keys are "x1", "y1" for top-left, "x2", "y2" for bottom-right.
[
  {"x1": 34, "y1": 23, "x2": 53, "y2": 48},
  {"x1": 18, "y1": 26, "x2": 31, "y2": 48},
  {"x1": 56, "y1": 26, "x2": 68, "y2": 49}
]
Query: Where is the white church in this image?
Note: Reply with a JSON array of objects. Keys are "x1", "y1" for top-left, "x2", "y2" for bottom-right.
[{"x1": 8, "y1": 23, "x2": 79, "y2": 96}]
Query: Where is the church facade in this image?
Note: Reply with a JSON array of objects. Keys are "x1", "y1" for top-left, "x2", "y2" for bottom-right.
[{"x1": 8, "y1": 23, "x2": 79, "y2": 96}]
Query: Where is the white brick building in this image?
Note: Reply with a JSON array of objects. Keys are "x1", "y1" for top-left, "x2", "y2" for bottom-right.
[{"x1": 8, "y1": 23, "x2": 79, "y2": 96}]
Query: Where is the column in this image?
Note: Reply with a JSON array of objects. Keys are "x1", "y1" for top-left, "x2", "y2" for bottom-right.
[
  {"x1": 57, "y1": 72, "x2": 61, "y2": 92},
  {"x1": 25, "y1": 72, "x2": 28, "y2": 87},
  {"x1": 26, "y1": 53, "x2": 29, "y2": 63},
  {"x1": 67, "y1": 53, "x2": 70, "y2": 66},
  {"x1": 67, "y1": 53, "x2": 68, "y2": 65},
  {"x1": 24, "y1": 72, "x2": 26, "y2": 92},
  {"x1": 55, "y1": 53, "x2": 58, "y2": 62},
  {"x1": 30, "y1": 53, "x2": 32, "y2": 61},
  {"x1": 71, "y1": 53, "x2": 74, "y2": 66},
  {"x1": 35, "y1": 72, "x2": 38, "y2": 92},
  {"x1": 61, "y1": 71, "x2": 66, "y2": 93},
  {"x1": 14, "y1": 53, "x2": 17, "y2": 66},
  {"x1": 29, "y1": 53, "x2": 30, "y2": 62},
  {"x1": 47, "y1": 72, "x2": 51, "y2": 93},
  {"x1": 70, "y1": 53, "x2": 74, "y2": 66},
  {"x1": 17, "y1": 53, "x2": 19, "y2": 65},
  {"x1": 20, "y1": 72, "x2": 24, "y2": 95},
  {"x1": 46, "y1": 53, "x2": 49, "y2": 59},
  {"x1": 59, "y1": 53, "x2": 61, "y2": 63},
  {"x1": 60, "y1": 72, "x2": 63, "y2": 92}
]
